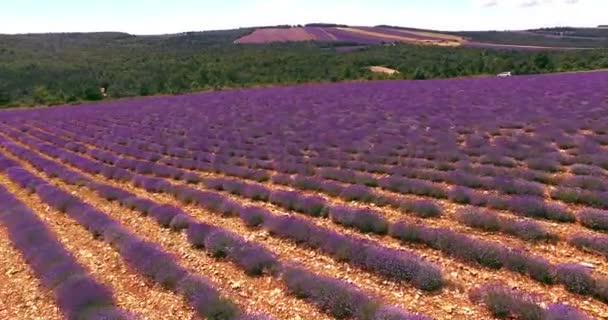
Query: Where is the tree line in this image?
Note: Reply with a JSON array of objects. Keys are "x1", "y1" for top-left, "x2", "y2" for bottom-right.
[{"x1": 0, "y1": 31, "x2": 607, "y2": 108}]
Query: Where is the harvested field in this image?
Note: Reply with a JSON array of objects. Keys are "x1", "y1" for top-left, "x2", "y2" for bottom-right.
[
  {"x1": 234, "y1": 26, "x2": 463, "y2": 46},
  {"x1": 234, "y1": 28, "x2": 314, "y2": 43},
  {"x1": 0, "y1": 71, "x2": 608, "y2": 319}
]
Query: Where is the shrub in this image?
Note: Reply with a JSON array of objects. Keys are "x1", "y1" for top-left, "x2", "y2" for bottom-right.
[
  {"x1": 204, "y1": 230, "x2": 239, "y2": 258},
  {"x1": 201, "y1": 228, "x2": 278, "y2": 275},
  {"x1": 223, "y1": 179, "x2": 247, "y2": 195},
  {"x1": 268, "y1": 190, "x2": 298, "y2": 210},
  {"x1": 340, "y1": 184, "x2": 376, "y2": 203},
  {"x1": 526, "y1": 158, "x2": 561, "y2": 172},
  {"x1": 177, "y1": 275, "x2": 240, "y2": 319},
  {"x1": 231, "y1": 243, "x2": 278, "y2": 276},
  {"x1": 264, "y1": 214, "x2": 442, "y2": 290},
  {"x1": 543, "y1": 303, "x2": 591, "y2": 320},
  {"x1": 556, "y1": 264, "x2": 596, "y2": 295},
  {"x1": 328, "y1": 206, "x2": 388, "y2": 234},
  {"x1": 564, "y1": 176, "x2": 607, "y2": 192},
  {"x1": 380, "y1": 176, "x2": 448, "y2": 198},
  {"x1": 169, "y1": 213, "x2": 194, "y2": 231},
  {"x1": 203, "y1": 178, "x2": 225, "y2": 190},
  {"x1": 457, "y1": 207, "x2": 501, "y2": 232},
  {"x1": 521, "y1": 256, "x2": 556, "y2": 284},
  {"x1": 93, "y1": 185, "x2": 133, "y2": 202},
  {"x1": 270, "y1": 174, "x2": 293, "y2": 186},
  {"x1": 508, "y1": 196, "x2": 575, "y2": 222},
  {"x1": 293, "y1": 175, "x2": 322, "y2": 191},
  {"x1": 448, "y1": 171, "x2": 489, "y2": 189},
  {"x1": 148, "y1": 205, "x2": 182, "y2": 227},
  {"x1": 469, "y1": 282, "x2": 543, "y2": 320},
  {"x1": 120, "y1": 197, "x2": 155, "y2": 214},
  {"x1": 282, "y1": 265, "x2": 377, "y2": 319},
  {"x1": 458, "y1": 206, "x2": 557, "y2": 242},
  {"x1": 578, "y1": 209, "x2": 608, "y2": 232},
  {"x1": 493, "y1": 176, "x2": 544, "y2": 196},
  {"x1": 242, "y1": 184, "x2": 271, "y2": 201},
  {"x1": 390, "y1": 221, "x2": 504, "y2": 269},
  {"x1": 217, "y1": 199, "x2": 242, "y2": 217},
  {"x1": 449, "y1": 186, "x2": 473, "y2": 204},
  {"x1": 293, "y1": 195, "x2": 327, "y2": 217},
  {"x1": 186, "y1": 222, "x2": 217, "y2": 247},
  {"x1": 501, "y1": 219, "x2": 557, "y2": 242},
  {"x1": 570, "y1": 233, "x2": 608, "y2": 257},
  {"x1": 551, "y1": 187, "x2": 608, "y2": 209},
  {"x1": 318, "y1": 168, "x2": 356, "y2": 183},
  {"x1": 239, "y1": 206, "x2": 270, "y2": 227},
  {"x1": 595, "y1": 278, "x2": 608, "y2": 303},
  {"x1": 181, "y1": 172, "x2": 200, "y2": 184},
  {"x1": 35, "y1": 184, "x2": 77, "y2": 213},
  {"x1": 400, "y1": 200, "x2": 442, "y2": 218},
  {"x1": 55, "y1": 276, "x2": 116, "y2": 319},
  {"x1": 172, "y1": 185, "x2": 199, "y2": 204},
  {"x1": 318, "y1": 180, "x2": 344, "y2": 197},
  {"x1": 570, "y1": 164, "x2": 602, "y2": 176}
]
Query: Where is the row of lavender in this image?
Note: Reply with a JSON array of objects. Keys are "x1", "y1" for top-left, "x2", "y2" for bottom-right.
[
  {"x1": 36, "y1": 76, "x2": 608, "y2": 187},
  {"x1": 0, "y1": 159, "x2": 132, "y2": 320},
  {"x1": 0, "y1": 153, "x2": 267, "y2": 319},
  {"x1": 17, "y1": 121, "x2": 607, "y2": 260},
  {"x1": 33, "y1": 113, "x2": 608, "y2": 203},
  {"x1": 0, "y1": 127, "x2": 596, "y2": 320},
  {"x1": 26, "y1": 116, "x2": 608, "y2": 228},
  {"x1": 0, "y1": 133, "x2": 432, "y2": 319},
  {"x1": 3, "y1": 120, "x2": 608, "y2": 307}
]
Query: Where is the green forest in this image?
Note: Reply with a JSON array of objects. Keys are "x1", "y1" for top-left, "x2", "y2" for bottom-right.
[{"x1": 1, "y1": 29, "x2": 607, "y2": 108}]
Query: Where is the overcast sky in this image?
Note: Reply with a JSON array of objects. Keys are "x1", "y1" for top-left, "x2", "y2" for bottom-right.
[{"x1": 1, "y1": 0, "x2": 606, "y2": 34}]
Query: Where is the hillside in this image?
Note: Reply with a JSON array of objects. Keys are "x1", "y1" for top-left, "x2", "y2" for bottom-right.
[
  {"x1": 233, "y1": 25, "x2": 608, "y2": 49},
  {"x1": 235, "y1": 25, "x2": 463, "y2": 46},
  {"x1": 454, "y1": 27, "x2": 608, "y2": 49},
  {"x1": 1, "y1": 26, "x2": 607, "y2": 108}
]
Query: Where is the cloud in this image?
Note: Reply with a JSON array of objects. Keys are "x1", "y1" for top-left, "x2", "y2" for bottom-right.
[
  {"x1": 476, "y1": 0, "x2": 582, "y2": 8},
  {"x1": 480, "y1": 0, "x2": 498, "y2": 7},
  {"x1": 520, "y1": 0, "x2": 540, "y2": 7}
]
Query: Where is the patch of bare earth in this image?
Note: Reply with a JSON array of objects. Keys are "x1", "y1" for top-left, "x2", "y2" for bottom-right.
[
  {"x1": 235, "y1": 28, "x2": 314, "y2": 44},
  {"x1": 0, "y1": 225, "x2": 62, "y2": 320},
  {"x1": 368, "y1": 66, "x2": 400, "y2": 75}
]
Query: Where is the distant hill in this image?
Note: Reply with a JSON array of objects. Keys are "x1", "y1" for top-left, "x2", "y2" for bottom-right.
[
  {"x1": 234, "y1": 26, "x2": 464, "y2": 46},
  {"x1": 232, "y1": 25, "x2": 608, "y2": 50},
  {"x1": 452, "y1": 27, "x2": 608, "y2": 49}
]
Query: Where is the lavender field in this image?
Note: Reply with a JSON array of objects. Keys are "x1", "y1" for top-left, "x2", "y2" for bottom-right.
[{"x1": 0, "y1": 71, "x2": 607, "y2": 319}]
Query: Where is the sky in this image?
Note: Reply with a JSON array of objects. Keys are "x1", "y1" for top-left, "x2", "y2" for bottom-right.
[{"x1": 1, "y1": 0, "x2": 606, "y2": 34}]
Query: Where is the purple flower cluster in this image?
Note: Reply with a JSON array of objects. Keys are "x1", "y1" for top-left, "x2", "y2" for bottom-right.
[
  {"x1": 470, "y1": 282, "x2": 589, "y2": 320},
  {"x1": 399, "y1": 199, "x2": 443, "y2": 218},
  {"x1": 264, "y1": 214, "x2": 443, "y2": 291},
  {"x1": 187, "y1": 223, "x2": 279, "y2": 275},
  {"x1": 378, "y1": 176, "x2": 448, "y2": 199},
  {"x1": 329, "y1": 206, "x2": 388, "y2": 234},
  {"x1": 570, "y1": 233, "x2": 608, "y2": 258},
  {"x1": 457, "y1": 207, "x2": 557, "y2": 242},
  {"x1": 508, "y1": 196, "x2": 575, "y2": 222},
  {"x1": 578, "y1": 209, "x2": 608, "y2": 232},
  {"x1": 282, "y1": 265, "x2": 429, "y2": 320},
  {"x1": 388, "y1": 219, "x2": 579, "y2": 286},
  {"x1": 551, "y1": 187, "x2": 608, "y2": 210}
]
